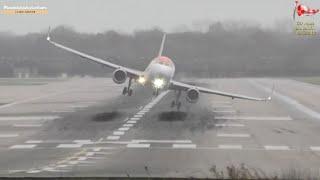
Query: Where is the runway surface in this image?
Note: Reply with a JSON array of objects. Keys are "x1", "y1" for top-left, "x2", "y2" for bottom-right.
[{"x1": 0, "y1": 77, "x2": 320, "y2": 178}]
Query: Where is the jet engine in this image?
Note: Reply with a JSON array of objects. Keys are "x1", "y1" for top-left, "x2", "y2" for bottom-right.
[
  {"x1": 112, "y1": 69, "x2": 127, "y2": 84},
  {"x1": 186, "y1": 88, "x2": 200, "y2": 103}
]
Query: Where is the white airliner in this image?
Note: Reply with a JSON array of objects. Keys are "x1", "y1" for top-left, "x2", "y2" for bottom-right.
[{"x1": 47, "y1": 29, "x2": 272, "y2": 110}]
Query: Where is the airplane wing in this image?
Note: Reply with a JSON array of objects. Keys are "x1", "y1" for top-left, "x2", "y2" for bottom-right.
[
  {"x1": 46, "y1": 28, "x2": 142, "y2": 78},
  {"x1": 169, "y1": 80, "x2": 272, "y2": 101}
]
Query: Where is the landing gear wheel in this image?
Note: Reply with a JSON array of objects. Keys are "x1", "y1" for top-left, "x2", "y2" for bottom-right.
[
  {"x1": 171, "y1": 101, "x2": 175, "y2": 108},
  {"x1": 128, "y1": 89, "x2": 133, "y2": 96},
  {"x1": 177, "y1": 102, "x2": 181, "y2": 111},
  {"x1": 122, "y1": 87, "x2": 128, "y2": 95}
]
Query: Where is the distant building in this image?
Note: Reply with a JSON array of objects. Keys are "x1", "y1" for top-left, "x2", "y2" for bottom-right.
[{"x1": 13, "y1": 61, "x2": 38, "y2": 78}]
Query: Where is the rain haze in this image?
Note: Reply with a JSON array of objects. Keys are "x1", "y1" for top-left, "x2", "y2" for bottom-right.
[{"x1": 1, "y1": 0, "x2": 318, "y2": 34}]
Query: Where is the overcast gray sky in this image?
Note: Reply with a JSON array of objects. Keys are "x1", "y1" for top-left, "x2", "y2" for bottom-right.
[{"x1": 0, "y1": 0, "x2": 319, "y2": 34}]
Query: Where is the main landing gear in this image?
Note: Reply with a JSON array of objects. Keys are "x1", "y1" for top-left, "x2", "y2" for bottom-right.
[
  {"x1": 171, "y1": 90, "x2": 182, "y2": 111},
  {"x1": 122, "y1": 77, "x2": 133, "y2": 96}
]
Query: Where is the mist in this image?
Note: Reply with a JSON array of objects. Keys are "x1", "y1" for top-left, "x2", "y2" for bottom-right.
[{"x1": 0, "y1": 22, "x2": 319, "y2": 78}]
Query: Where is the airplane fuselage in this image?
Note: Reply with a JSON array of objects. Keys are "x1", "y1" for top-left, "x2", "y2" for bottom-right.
[{"x1": 142, "y1": 56, "x2": 175, "y2": 89}]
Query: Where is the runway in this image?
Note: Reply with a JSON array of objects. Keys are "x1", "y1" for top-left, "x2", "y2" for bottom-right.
[{"x1": 1, "y1": 77, "x2": 320, "y2": 178}]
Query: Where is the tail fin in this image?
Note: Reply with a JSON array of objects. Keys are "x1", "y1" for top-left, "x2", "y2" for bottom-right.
[{"x1": 158, "y1": 33, "x2": 166, "y2": 57}]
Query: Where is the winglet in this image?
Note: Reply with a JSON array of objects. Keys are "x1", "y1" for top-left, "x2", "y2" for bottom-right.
[
  {"x1": 46, "y1": 26, "x2": 51, "y2": 41},
  {"x1": 158, "y1": 33, "x2": 166, "y2": 57},
  {"x1": 266, "y1": 84, "x2": 275, "y2": 101}
]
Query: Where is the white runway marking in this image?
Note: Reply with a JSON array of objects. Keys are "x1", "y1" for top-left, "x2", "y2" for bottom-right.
[
  {"x1": 78, "y1": 157, "x2": 87, "y2": 161},
  {"x1": 25, "y1": 140, "x2": 42, "y2": 144},
  {"x1": 113, "y1": 131, "x2": 125, "y2": 135},
  {"x1": 13, "y1": 124, "x2": 42, "y2": 127},
  {"x1": 212, "y1": 105, "x2": 233, "y2": 109},
  {"x1": 86, "y1": 152, "x2": 95, "y2": 156},
  {"x1": 217, "y1": 133, "x2": 250, "y2": 138},
  {"x1": 130, "y1": 117, "x2": 140, "y2": 121},
  {"x1": 127, "y1": 120, "x2": 137, "y2": 124},
  {"x1": 56, "y1": 144, "x2": 83, "y2": 148},
  {"x1": 0, "y1": 134, "x2": 19, "y2": 138},
  {"x1": 251, "y1": 80, "x2": 320, "y2": 120},
  {"x1": 68, "y1": 105, "x2": 89, "y2": 108},
  {"x1": 26, "y1": 170, "x2": 41, "y2": 174},
  {"x1": 107, "y1": 136, "x2": 120, "y2": 140},
  {"x1": 134, "y1": 114, "x2": 143, "y2": 118},
  {"x1": 73, "y1": 140, "x2": 92, "y2": 144},
  {"x1": 123, "y1": 124, "x2": 133, "y2": 127},
  {"x1": 172, "y1": 144, "x2": 197, "y2": 149},
  {"x1": 264, "y1": 145, "x2": 290, "y2": 150},
  {"x1": 213, "y1": 110, "x2": 236, "y2": 113},
  {"x1": 215, "y1": 123, "x2": 245, "y2": 127},
  {"x1": 0, "y1": 116, "x2": 60, "y2": 121},
  {"x1": 218, "y1": 144, "x2": 243, "y2": 149},
  {"x1": 136, "y1": 112, "x2": 145, "y2": 115},
  {"x1": 132, "y1": 139, "x2": 192, "y2": 144},
  {"x1": 9, "y1": 144, "x2": 36, "y2": 149},
  {"x1": 68, "y1": 161, "x2": 79, "y2": 165},
  {"x1": 310, "y1": 146, "x2": 320, "y2": 151},
  {"x1": 51, "y1": 110, "x2": 75, "y2": 113},
  {"x1": 215, "y1": 116, "x2": 292, "y2": 121},
  {"x1": 127, "y1": 143, "x2": 150, "y2": 148},
  {"x1": 118, "y1": 127, "x2": 130, "y2": 131}
]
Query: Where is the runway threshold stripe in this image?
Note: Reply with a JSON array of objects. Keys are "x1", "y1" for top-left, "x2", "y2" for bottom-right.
[
  {"x1": 56, "y1": 144, "x2": 83, "y2": 148},
  {"x1": 218, "y1": 145, "x2": 242, "y2": 149},
  {"x1": 132, "y1": 139, "x2": 192, "y2": 144},
  {"x1": 217, "y1": 133, "x2": 250, "y2": 138},
  {"x1": 73, "y1": 140, "x2": 92, "y2": 144},
  {"x1": 107, "y1": 136, "x2": 120, "y2": 140},
  {"x1": 113, "y1": 131, "x2": 125, "y2": 135},
  {"x1": 9, "y1": 144, "x2": 36, "y2": 149},
  {"x1": 0, "y1": 134, "x2": 19, "y2": 138},
  {"x1": 127, "y1": 120, "x2": 137, "y2": 124},
  {"x1": 172, "y1": 144, "x2": 197, "y2": 149},
  {"x1": 13, "y1": 124, "x2": 42, "y2": 127},
  {"x1": 0, "y1": 116, "x2": 60, "y2": 121},
  {"x1": 134, "y1": 114, "x2": 143, "y2": 118},
  {"x1": 127, "y1": 143, "x2": 150, "y2": 148},
  {"x1": 118, "y1": 127, "x2": 130, "y2": 131},
  {"x1": 123, "y1": 124, "x2": 133, "y2": 127},
  {"x1": 25, "y1": 140, "x2": 42, "y2": 143},
  {"x1": 264, "y1": 145, "x2": 290, "y2": 150},
  {"x1": 215, "y1": 116, "x2": 292, "y2": 121},
  {"x1": 130, "y1": 117, "x2": 140, "y2": 121},
  {"x1": 215, "y1": 123, "x2": 244, "y2": 127},
  {"x1": 310, "y1": 146, "x2": 320, "y2": 151}
]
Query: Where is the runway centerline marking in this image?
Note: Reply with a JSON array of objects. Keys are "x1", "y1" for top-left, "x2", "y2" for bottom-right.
[
  {"x1": 264, "y1": 145, "x2": 290, "y2": 150},
  {"x1": 215, "y1": 116, "x2": 292, "y2": 121},
  {"x1": 217, "y1": 133, "x2": 250, "y2": 138},
  {"x1": 25, "y1": 140, "x2": 43, "y2": 144}
]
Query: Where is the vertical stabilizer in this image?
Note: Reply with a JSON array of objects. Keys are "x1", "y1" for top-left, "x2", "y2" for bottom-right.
[{"x1": 158, "y1": 33, "x2": 166, "y2": 57}]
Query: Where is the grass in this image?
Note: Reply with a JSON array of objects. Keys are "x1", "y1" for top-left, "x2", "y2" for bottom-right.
[
  {"x1": 295, "y1": 76, "x2": 320, "y2": 85},
  {"x1": 0, "y1": 78, "x2": 67, "y2": 86}
]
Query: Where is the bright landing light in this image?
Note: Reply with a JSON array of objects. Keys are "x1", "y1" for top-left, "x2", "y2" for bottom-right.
[
  {"x1": 153, "y1": 78, "x2": 165, "y2": 89},
  {"x1": 138, "y1": 76, "x2": 146, "y2": 84}
]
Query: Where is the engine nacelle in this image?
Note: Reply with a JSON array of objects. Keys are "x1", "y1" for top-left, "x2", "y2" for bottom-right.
[
  {"x1": 186, "y1": 88, "x2": 200, "y2": 103},
  {"x1": 112, "y1": 69, "x2": 127, "y2": 84}
]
